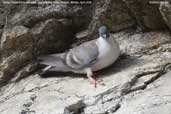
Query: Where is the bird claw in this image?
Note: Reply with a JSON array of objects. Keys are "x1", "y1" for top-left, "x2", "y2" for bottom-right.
[{"x1": 90, "y1": 78, "x2": 105, "y2": 88}]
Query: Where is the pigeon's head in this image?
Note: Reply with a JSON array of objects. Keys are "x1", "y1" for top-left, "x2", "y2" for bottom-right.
[{"x1": 98, "y1": 26, "x2": 110, "y2": 39}]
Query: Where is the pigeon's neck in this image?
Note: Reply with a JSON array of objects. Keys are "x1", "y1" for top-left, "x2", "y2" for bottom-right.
[
  {"x1": 98, "y1": 36, "x2": 108, "y2": 41},
  {"x1": 97, "y1": 36, "x2": 110, "y2": 49},
  {"x1": 97, "y1": 36, "x2": 119, "y2": 49},
  {"x1": 98, "y1": 36, "x2": 109, "y2": 43}
]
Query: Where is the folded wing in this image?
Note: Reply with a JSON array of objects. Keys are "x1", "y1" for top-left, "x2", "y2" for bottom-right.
[
  {"x1": 38, "y1": 40, "x2": 99, "y2": 72},
  {"x1": 65, "y1": 41, "x2": 99, "y2": 69}
]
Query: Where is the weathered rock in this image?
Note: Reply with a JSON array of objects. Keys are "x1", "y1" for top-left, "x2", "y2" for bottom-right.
[
  {"x1": 0, "y1": 26, "x2": 33, "y2": 80},
  {"x1": 0, "y1": 1, "x2": 171, "y2": 114},
  {"x1": 9, "y1": 4, "x2": 92, "y2": 30},
  {"x1": 0, "y1": 1, "x2": 7, "y2": 30},
  {"x1": 159, "y1": 3, "x2": 171, "y2": 30},
  {"x1": 114, "y1": 71, "x2": 171, "y2": 114},
  {"x1": 0, "y1": 19, "x2": 76, "y2": 80},
  {"x1": 0, "y1": 51, "x2": 32, "y2": 80},
  {"x1": 0, "y1": 0, "x2": 10, "y2": 46},
  {"x1": 0, "y1": 30, "x2": 171, "y2": 114},
  {"x1": 83, "y1": 0, "x2": 135, "y2": 39},
  {"x1": 77, "y1": 0, "x2": 167, "y2": 40},
  {"x1": 123, "y1": 0, "x2": 167, "y2": 31},
  {"x1": 0, "y1": 29, "x2": 2, "y2": 39},
  {"x1": 11, "y1": 63, "x2": 38, "y2": 82},
  {"x1": 97, "y1": 0, "x2": 135, "y2": 32},
  {"x1": 113, "y1": 29, "x2": 171, "y2": 55},
  {"x1": 0, "y1": 1, "x2": 94, "y2": 80},
  {"x1": 31, "y1": 18, "x2": 75, "y2": 55},
  {"x1": 1, "y1": 26, "x2": 33, "y2": 57},
  {"x1": 0, "y1": 3, "x2": 93, "y2": 81}
]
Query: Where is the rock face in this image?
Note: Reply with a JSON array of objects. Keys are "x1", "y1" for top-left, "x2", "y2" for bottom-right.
[
  {"x1": 77, "y1": 0, "x2": 167, "y2": 39},
  {"x1": 0, "y1": 26, "x2": 33, "y2": 80},
  {"x1": 0, "y1": 4, "x2": 92, "y2": 80},
  {"x1": 123, "y1": 0, "x2": 166, "y2": 30},
  {"x1": 114, "y1": 71, "x2": 171, "y2": 114},
  {"x1": 0, "y1": 0, "x2": 169, "y2": 80},
  {"x1": 31, "y1": 18, "x2": 75, "y2": 55},
  {"x1": 89, "y1": 0, "x2": 135, "y2": 33},
  {"x1": 1, "y1": 26, "x2": 32, "y2": 57},
  {"x1": 0, "y1": 1, "x2": 171, "y2": 114},
  {"x1": 0, "y1": 1, "x2": 7, "y2": 30},
  {"x1": 160, "y1": 3, "x2": 171, "y2": 30},
  {"x1": 0, "y1": 29, "x2": 171, "y2": 114},
  {"x1": 0, "y1": 18, "x2": 76, "y2": 80}
]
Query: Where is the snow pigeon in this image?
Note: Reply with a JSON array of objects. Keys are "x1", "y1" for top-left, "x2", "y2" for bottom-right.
[{"x1": 38, "y1": 26, "x2": 120, "y2": 87}]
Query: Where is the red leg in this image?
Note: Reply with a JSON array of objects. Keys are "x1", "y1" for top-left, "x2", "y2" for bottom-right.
[{"x1": 86, "y1": 68, "x2": 104, "y2": 88}]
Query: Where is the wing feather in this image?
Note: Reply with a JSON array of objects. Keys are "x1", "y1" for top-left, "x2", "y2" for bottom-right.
[
  {"x1": 38, "y1": 40, "x2": 99, "y2": 71},
  {"x1": 65, "y1": 41, "x2": 99, "y2": 69}
]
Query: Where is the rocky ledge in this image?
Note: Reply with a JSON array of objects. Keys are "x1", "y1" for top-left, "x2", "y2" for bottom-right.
[
  {"x1": 0, "y1": 29, "x2": 171, "y2": 114},
  {"x1": 0, "y1": 0, "x2": 171, "y2": 114}
]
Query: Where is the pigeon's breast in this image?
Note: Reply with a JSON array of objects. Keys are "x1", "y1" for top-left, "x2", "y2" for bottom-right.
[{"x1": 91, "y1": 38, "x2": 120, "y2": 71}]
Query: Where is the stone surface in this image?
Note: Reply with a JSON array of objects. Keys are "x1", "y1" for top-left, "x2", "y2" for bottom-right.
[
  {"x1": 0, "y1": 1, "x2": 171, "y2": 114},
  {"x1": 0, "y1": 19, "x2": 75, "y2": 80},
  {"x1": 84, "y1": 0, "x2": 135, "y2": 39},
  {"x1": 31, "y1": 18, "x2": 75, "y2": 55},
  {"x1": 1, "y1": 26, "x2": 32, "y2": 57},
  {"x1": 0, "y1": 26, "x2": 33, "y2": 80},
  {"x1": 0, "y1": 2, "x2": 93, "y2": 80},
  {"x1": 9, "y1": 4, "x2": 92, "y2": 31},
  {"x1": 0, "y1": 29, "x2": 2, "y2": 40},
  {"x1": 77, "y1": 0, "x2": 167, "y2": 40},
  {"x1": 113, "y1": 29, "x2": 171, "y2": 55},
  {"x1": 114, "y1": 71, "x2": 171, "y2": 114},
  {"x1": 123, "y1": 0, "x2": 167, "y2": 31},
  {"x1": 93, "y1": 0, "x2": 135, "y2": 32},
  {"x1": 0, "y1": 30, "x2": 171, "y2": 114},
  {"x1": 160, "y1": 3, "x2": 171, "y2": 30},
  {"x1": 0, "y1": 51, "x2": 32, "y2": 79},
  {"x1": 0, "y1": 1, "x2": 7, "y2": 30}
]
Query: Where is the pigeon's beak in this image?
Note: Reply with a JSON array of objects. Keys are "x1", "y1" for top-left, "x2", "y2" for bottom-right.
[
  {"x1": 102, "y1": 34, "x2": 107, "y2": 39},
  {"x1": 102, "y1": 33, "x2": 110, "y2": 39}
]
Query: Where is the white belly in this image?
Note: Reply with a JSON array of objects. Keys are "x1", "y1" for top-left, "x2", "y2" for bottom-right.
[{"x1": 91, "y1": 37, "x2": 120, "y2": 71}]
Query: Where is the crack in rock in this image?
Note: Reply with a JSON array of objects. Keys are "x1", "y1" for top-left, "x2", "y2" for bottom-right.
[
  {"x1": 19, "y1": 94, "x2": 37, "y2": 114},
  {"x1": 121, "y1": 63, "x2": 171, "y2": 95},
  {"x1": 68, "y1": 63, "x2": 171, "y2": 114}
]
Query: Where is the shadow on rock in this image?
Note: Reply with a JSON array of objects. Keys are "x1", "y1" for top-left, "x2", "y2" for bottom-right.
[
  {"x1": 37, "y1": 54, "x2": 143, "y2": 80},
  {"x1": 95, "y1": 54, "x2": 144, "y2": 78}
]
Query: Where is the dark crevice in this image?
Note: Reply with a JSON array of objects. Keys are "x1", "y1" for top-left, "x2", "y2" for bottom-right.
[{"x1": 64, "y1": 101, "x2": 86, "y2": 114}]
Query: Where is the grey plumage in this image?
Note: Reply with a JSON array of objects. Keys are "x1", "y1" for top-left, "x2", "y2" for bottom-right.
[
  {"x1": 38, "y1": 40, "x2": 99, "y2": 72},
  {"x1": 65, "y1": 41, "x2": 99, "y2": 69},
  {"x1": 38, "y1": 53, "x2": 70, "y2": 72}
]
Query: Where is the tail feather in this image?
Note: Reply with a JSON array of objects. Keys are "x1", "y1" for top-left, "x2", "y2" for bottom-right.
[{"x1": 38, "y1": 53, "x2": 71, "y2": 72}]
